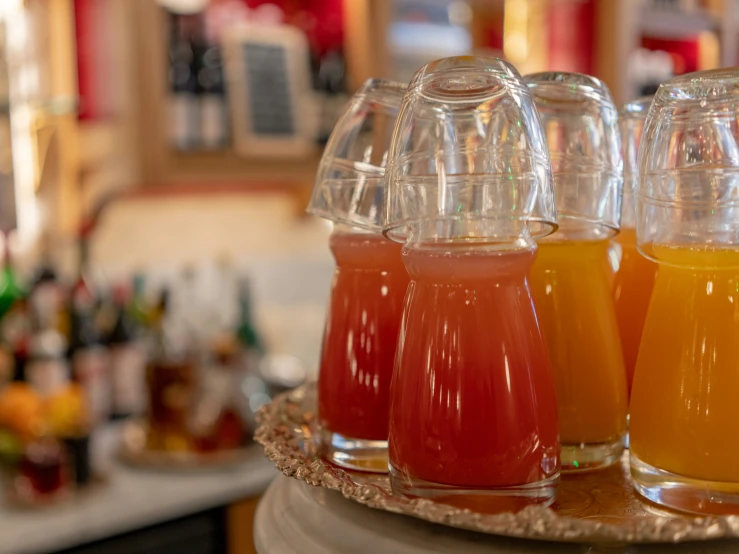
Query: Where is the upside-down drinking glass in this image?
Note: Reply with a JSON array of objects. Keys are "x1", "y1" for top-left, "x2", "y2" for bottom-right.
[
  {"x1": 630, "y1": 68, "x2": 739, "y2": 514},
  {"x1": 384, "y1": 56, "x2": 560, "y2": 510},
  {"x1": 525, "y1": 72, "x2": 627, "y2": 472},
  {"x1": 307, "y1": 79, "x2": 409, "y2": 472}
]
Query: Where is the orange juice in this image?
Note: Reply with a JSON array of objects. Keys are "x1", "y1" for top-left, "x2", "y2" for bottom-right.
[
  {"x1": 612, "y1": 228, "x2": 657, "y2": 396},
  {"x1": 630, "y1": 246, "x2": 739, "y2": 484},
  {"x1": 530, "y1": 239, "x2": 627, "y2": 469}
]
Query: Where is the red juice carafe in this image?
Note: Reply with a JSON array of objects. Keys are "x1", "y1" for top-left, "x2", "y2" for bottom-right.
[
  {"x1": 307, "y1": 80, "x2": 407, "y2": 472},
  {"x1": 383, "y1": 57, "x2": 561, "y2": 510},
  {"x1": 318, "y1": 230, "x2": 408, "y2": 446}
]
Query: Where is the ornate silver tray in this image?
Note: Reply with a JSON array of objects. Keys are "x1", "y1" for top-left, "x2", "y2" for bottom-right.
[{"x1": 255, "y1": 384, "x2": 739, "y2": 545}]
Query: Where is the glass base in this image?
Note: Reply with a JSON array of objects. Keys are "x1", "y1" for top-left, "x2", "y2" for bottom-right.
[
  {"x1": 631, "y1": 454, "x2": 739, "y2": 515},
  {"x1": 561, "y1": 435, "x2": 624, "y2": 472},
  {"x1": 320, "y1": 430, "x2": 388, "y2": 474},
  {"x1": 389, "y1": 464, "x2": 558, "y2": 513}
]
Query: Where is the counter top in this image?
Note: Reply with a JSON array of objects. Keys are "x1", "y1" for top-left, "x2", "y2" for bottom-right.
[{"x1": 0, "y1": 425, "x2": 276, "y2": 554}]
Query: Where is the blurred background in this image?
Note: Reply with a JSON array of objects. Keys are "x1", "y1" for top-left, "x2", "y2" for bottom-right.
[
  {"x1": 0, "y1": 0, "x2": 733, "y2": 375},
  {"x1": 0, "y1": 0, "x2": 734, "y2": 553}
]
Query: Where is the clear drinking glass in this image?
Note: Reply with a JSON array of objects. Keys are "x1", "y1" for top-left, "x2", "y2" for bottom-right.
[
  {"x1": 630, "y1": 68, "x2": 739, "y2": 514},
  {"x1": 384, "y1": 56, "x2": 560, "y2": 510},
  {"x1": 307, "y1": 79, "x2": 408, "y2": 473},
  {"x1": 524, "y1": 72, "x2": 627, "y2": 471},
  {"x1": 613, "y1": 96, "x2": 657, "y2": 397}
]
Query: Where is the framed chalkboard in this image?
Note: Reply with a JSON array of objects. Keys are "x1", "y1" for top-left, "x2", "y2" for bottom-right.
[{"x1": 222, "y1": 24, "x2": 315, "y2": 159}]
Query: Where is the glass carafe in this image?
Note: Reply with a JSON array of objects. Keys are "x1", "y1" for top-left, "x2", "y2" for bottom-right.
[
  {"x1": 613, "y1": 96, "x2": 657, "y2": 397},
  {"x1": 317, "y1": 226, "x2": 408, "y2": 470},
  {"x1": 307, "y1": 79, "x2": 406, "y2": 472},
  {"x1": 524, "y1": 72, "x2": 627, "y2": 471},
  {"x1": 384, "y1": 57, "x2": 560, "y2": 510},
  {"x1": 630, "y1": 68, "x2": 739, "y2": 514}
]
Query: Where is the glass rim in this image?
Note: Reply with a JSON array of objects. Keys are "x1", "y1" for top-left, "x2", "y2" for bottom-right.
[
  {"x1": 354, "y1": 78, "x2": 407, "y2": 107},
  {"x1": 407, "y1": 56, "x2": 524, "y2": 89},
  {"x1": 620, "y1": 95, "x2": 653, "y2": 119},
  {"x1": 382, "y1": 215, "x2": 558, "y2": 243},
  {"x1": 524, "y1": 71, "x2": 616, "y2": 109},
  {"x1": 655, "y1": 67, "x2": 739, "y2": 104}
]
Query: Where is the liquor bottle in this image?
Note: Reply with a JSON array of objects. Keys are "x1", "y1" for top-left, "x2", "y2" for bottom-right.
[
  {"x1": 315, "y1": 49, "x2": 348, "y2": 145},
  {"x1": 26, "y1": 327, "x2": 69, "y2": 398},
  {"x1": 211, "y1": 255, "x2": 239, "y2": 335},
  {"x1": 236, "y1": 277, "x2": 262, "y2": 355},
  {"x1": 202, "y1": 338, "x2": 247, "y2": 451},
  {"x1": 128, "y1": 273, "x2": 149, "y2": 329},
  {"x1": 0, "y1": 233, "x2": 25, "y2": 320},
  {"x1": 8, "y1": 323, "x2": 30, "y2": 385},
  {"x1": 68, "y1": 234, "x2": 110, "y2": 424},
  {"x1": 46, "y1": 381, "x2": 92, "y2": 486},
  {"x1": 197, "y1": 41, "x2": 228, "y2": 149},
  {"x1": 108, "y1": 285, "x2": 147, "y2": 420},
  {"x1": 28, "y1": 259, "x2": 64, "y2": 336},
  {"x1": 168, "y1": 12, "x2": 200, "y2": 150},
  {"x1": 145, "y1": 286, "x2": 196, "y2": 452}
]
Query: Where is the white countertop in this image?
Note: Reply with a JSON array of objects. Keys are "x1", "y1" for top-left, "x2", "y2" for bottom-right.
[
  {"x1": 255, "y1": 476, "x2": 739, "y2": 554},
  {"x1": 0, "y1": 425, "x2": 276, "y2": 554}
]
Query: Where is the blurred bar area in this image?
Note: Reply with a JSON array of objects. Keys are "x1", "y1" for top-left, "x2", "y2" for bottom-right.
[{"x1": 0, "y1": 0, "x2": 736, "y2": 553}]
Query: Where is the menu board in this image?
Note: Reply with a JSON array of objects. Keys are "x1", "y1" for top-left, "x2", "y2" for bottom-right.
[
  {"x1": 223, "y1": 24, "x2": 314, "y2": 158},
  {"x1": 243, "y1": 43, "x2": 295, "y2": 136}
]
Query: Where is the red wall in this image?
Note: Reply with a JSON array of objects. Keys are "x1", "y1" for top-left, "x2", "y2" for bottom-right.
[{"x1": 547, "y1": 0, "x2": 595, "y2": 75}]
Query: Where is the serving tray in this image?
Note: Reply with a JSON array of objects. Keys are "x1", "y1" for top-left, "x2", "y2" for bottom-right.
[
  {"x1": 119, "y1": 419, "x2": 255, "y2": 470},
  {"x1": 255, "y1": 384, "x2": 739, "y2": 544}
]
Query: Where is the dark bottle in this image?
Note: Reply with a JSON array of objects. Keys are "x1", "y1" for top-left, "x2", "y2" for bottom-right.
[
  {"x1": 145, "y1": 287, "x2": 196, "y2": 452},
  {"x1": 236, "y1": 278, "x2": 262, "y2": 355},
  {"x1": 315, "y1": 49, "x2": 348, "y2": 145},
  {"x1": 0, "y1": 232, "x2": 26, "y2": 321},
  {"x1": 128, "y1": 273, "x2": 149, "y2": 329},
  {"x1": 10, "y1": 331, "x2": 29, "y2": 384},
  {"x1": 192, "y1": 338, "x2": 248, "y2": 452},
  {"x1": 26, "y1": 327, "x2": 69, "y2": 398},
  {"x1": 0, "y1": 290, "x2": 31, "y2": 384},
  {"x1": 197, "y1": 41, "x2": 228, "y2": 149},
  {"x1": 28, "y1": 259, "x2": 65, "y2": 338},
  {"x1": 68, "y1": 233, "x2": 110, "y2": 424},
  {"x1": 168, "y1": 12, "x2": 201, "y2": 150},
  {"x1": 108, "y1": 285, "x2": 147, "y2": 420}
]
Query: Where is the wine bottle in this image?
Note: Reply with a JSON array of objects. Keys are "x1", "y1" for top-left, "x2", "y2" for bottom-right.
[
  {"x1": 108, "y1": 285, "x2": 147, "y2": 420},
  {"x1": 198, "y1": 42, "x2": 228, "y2": 149},
  {"x1": 0, "y1": 233, "x2": 25, "y2": 321},
  {"x1": 168, "y1": 13, "x2": 201, "y2": 150},
  {"x1": 68, "y1": 234, "x2": 111, "y2": 424}
]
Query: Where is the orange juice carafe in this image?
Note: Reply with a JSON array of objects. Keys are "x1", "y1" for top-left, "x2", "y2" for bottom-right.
[
  {"x1": 384, "y1": 57, "x2": 560, "y2": 510},
  {"x1": 307, "y1": 79, "x2": 406, "y2": 472},
  {"x1": 612, "y1": 97, "x2": 657, "y2": 396},
  {"x1": 629, "y1": 68, "x2": 739, "y2": 515},
  {"x1": 525, "y1": 72, "x2": 627, "y2": 471}
]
